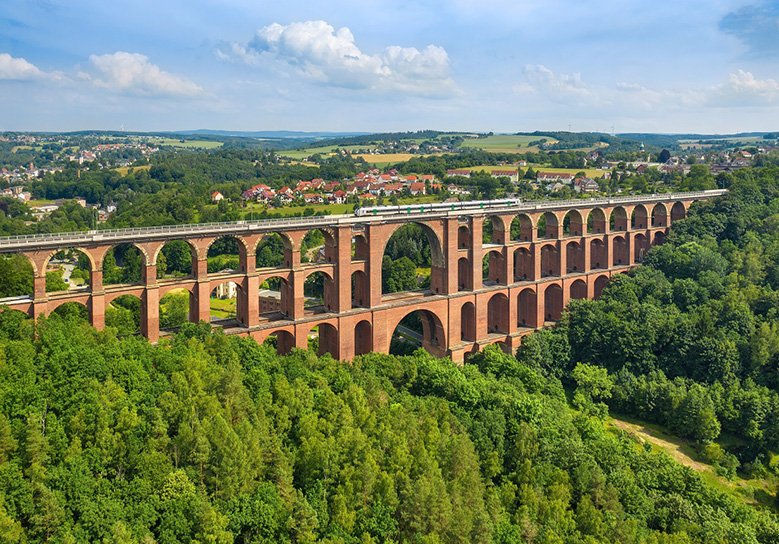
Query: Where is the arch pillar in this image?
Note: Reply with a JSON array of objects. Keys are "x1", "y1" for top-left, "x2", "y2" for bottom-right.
[
  {"x1": 290, "y1": 270, "x2": 306, "y2": 319},
  {"x1": 470, "y1": 217, "x2": 484, "y2": 291},
  {"x1": 366, "y1": 223, "x2": 386, "y2": 307},
  {"x1": 335, "y1": 226, "x2": 353, "y2": 312},
  {"x1": 192, "y1": 258, "x2": 211, "y2": 323},
  {"x1": 582, "y1": 239, "x2": 591, "y2": 272},
  {"x1": 558, "y1": 241, "x2": 567, "y2": 276},
  {"x1": 444, "y1": 218, "x2": 461, "y2": 294},
  {"x1": 141, "y1": 287, "x2": 159, "y2": 342}
]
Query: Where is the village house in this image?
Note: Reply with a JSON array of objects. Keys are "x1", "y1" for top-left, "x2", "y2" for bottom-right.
[
  {"x1": 537, "y1": 172, "x2": 575, "y2": 184},
  {"x1": 491, "y1": 170, "x2": 519, "y2": 183},
  {"x1": 574, "y1": 178, "x2": 600, "y2": 193},
  {"x1": 410, "y1": 182, "x2": 426, "y2": 195},
  {"x1": 446, "y1": 169, "x2": 471, "y2": 178},
  {"x1": 211, "y1": 191, "x2": 224, "y2": 202}
]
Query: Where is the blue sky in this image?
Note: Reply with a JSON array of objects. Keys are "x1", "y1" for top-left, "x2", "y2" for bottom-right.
[{"x1": 1, "y1": 0, "x2": 778, "y2": 133}]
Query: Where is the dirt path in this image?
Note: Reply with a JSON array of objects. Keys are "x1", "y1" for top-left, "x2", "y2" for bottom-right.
[
  {"x1": 609, "y1": 417, "x2": 774, "y2": 508},
  {"x1": 609, "y1": 418, "x2": 710, "y2": 472}
]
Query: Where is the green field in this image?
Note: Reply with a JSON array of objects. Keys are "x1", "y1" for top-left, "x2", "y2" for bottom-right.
[
  {"x1": 147, "y1": 137, "x2": 224, "y2": 150},
  {"x1": 210, "y1": 297, "x2": 236, "y2": 318},
  {"x1": 457, "y1": 134, "x2": 558, "y2": 152},
  {"x1": 114, "y1": 164, "x2": 151, "y2": 176},
  {"x1": 464, "y1": 165, "x2": 605, "y2": 178}
]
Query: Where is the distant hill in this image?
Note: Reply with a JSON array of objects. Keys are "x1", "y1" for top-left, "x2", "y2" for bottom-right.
[{"x1": 175, "y1": 129, "x2": 370, "y2": 139}]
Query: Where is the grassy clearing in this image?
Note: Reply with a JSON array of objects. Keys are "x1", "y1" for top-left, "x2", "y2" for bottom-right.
[
  {"x1": 462, "y1": 165, "x2": 605, "y2": 178},
  {"x1": 210, "y1": 297, "x2": 236, "y2": 318},
  {"x1": 149, "y1": 138, "x2": 224, "y2": 149},
  {"x1": 26, "y1": 199, "x2": 57, "y2": 207},
  {"x1": 114, "y1": 164, "x2": 151, "y2": 176},
  {"x1": 609, "y1": 414, "x2": 777, "y2": 511},
  {"x1": 458, "y1": 134, "x2": 558, "y2": 153}
]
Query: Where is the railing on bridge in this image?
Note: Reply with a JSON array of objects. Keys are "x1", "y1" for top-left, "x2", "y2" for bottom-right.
[{"x1": 0, "y1": 189, "x2": 726, "y2": 252}]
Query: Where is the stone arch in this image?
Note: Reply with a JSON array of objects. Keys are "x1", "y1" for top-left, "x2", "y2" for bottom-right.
[
  {"x1": 159, "y1": 287, "x2": 196, "y2": 330},
  {"x1": 457, "y1": 225, "x2": 471, "y2": 249},
  {"x1": 651, "y1": 203, "x2": 668, "y2": 227},
  {"x1": 587, "y1": 208, "x2": 608, "y2": 234},
  {"x1": 563, "y1": 210, "x2": 584, "y2": 236},
  {"x1": 653, "y1": 231, "x2": 666, "y2": 245},
  {"x1": 590, "y1": 238, "x2": 607, "y2": 269},
  {"x1": 493, "y1": 341, "x2": 512, "y2": 355},
  {"x1": 105, "y1": 293, "x2": 142, "y2": 335},
  {"x1": 206, "y1": 235, "x2": 248, "y2": 274},
  {"x1": 257, "y1": 273, "x2": 290, "y2": 319},
  {"x1": 383, "y1": 221, "x2": 445, "y2": 268},
  {"x1": 389, "y1": 308, "x2": 446, "y2": 357},
  {"x1": 256, "y1": 232, "x2": 292, "y2": 268},
  {"x1": 210, "y1": 280, "x2": 244, "y2": 325},
  {"x1": 458, "y1": 257, "x2": 471, "y2": 291},
  {"x1": 302, "y1": 227, "x2": 336, "y2": 264},
  {"x1": 461, "y1": 301, "x2": 476, "y2": 342},
  {"x1": 482, "y1": 249, "x2": 505, "y2": 284},
  {"x1": 631, "y1": 204, "x2": 648, "y2": 229},
  {"x1": 0, "y1": 307, "x2": 31, "y2": 326},
  {"x1": 485, "y1": 215, "x2": 509, "y2": 244},
  {"x1": 594, "y1": 275, "x2": 610, "y2": 299},
  {"x1": 610, "y1": 206, "x2": 628, "y2": 231},
  {"x1": 538, "y1": 211, "x2": 560, "y2": 238},
  {"x1": 634, "y1": 233, "x2": 650, "y2": 262},
  {"x1": 351, "y1": 270, "x2": 369, "y2": 308},
  {"x1": 511, "y1": 214, "x2": 534, "y2": 242},
  {"x1": 543, "y1": 283, "x2": 564, "y2": 322},
  {"x1": 671, "y1": 201, "x2": 687, "y2": 222},
  {"x1": 540, "y1": 243, "x2": 560, "y2": 276},
  {"x1": 43, "y1": 248, "x2": 93, "y2": 293},
  {"x1": 566, "y1": 241, "x2": 585, "y2": 273},
  {"x1": 570, "y1": 279, "x2": 587, "y2": 300},
  {"x1": 354, "y1": 320, "x2": 373, "y2": 356},
  {"x1": 265, "y1": 329, "x2": 296, "y2": 356},
  {"x1": 612, "y1": 236, "x2": 629, "y2": 266},
  {"x1": 463, "y1": 346, "x2": 480, "y2": 364},
  {"x1": 517, "y1": 288, "x2": 537, "y2": 327},
  {"x1": 156, "y1": 240, "x2": 197, "y2": 278},
  {"x1": 352, "y1": 233, "x2": 369, "y2": 261},
  {"x1": 306, "y1": 321, "x2": 339, "y2": 357},
  {"x1": 50, "y1": 300, "x2": 89, "y2": 322},
  {"x1": 487, "y1": 293, "x2": 509, "y2": 335},
  {"x1": 383, "y1": 221, "x2": 444, "y2": 289},
  {"x1": 304, "y1": 269, "x2": 335, "y2": 312},
  {"x1": 102, "y1": 243, "x2": 147, "y2": 285},
  {"x1": 514, "y1": 247, "x2": 534, "y2": 281}
]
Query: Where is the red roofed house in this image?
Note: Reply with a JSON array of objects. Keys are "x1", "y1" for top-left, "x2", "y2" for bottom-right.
[
  {"x1": 410, "y1": 182, "x2": 426, "y2": 195},
  {"x1": 329, "y1": 190, "x2": 347, "y2": 204},
  {"x1": 537, "y1": 172, "x2": 574, "y2": 184},
  {"x1": 211, "y1": 191, "x2": 224, "y2": 202},
  {"x1": 491, "y1": 170, "x2": 519, "y2": 183}
]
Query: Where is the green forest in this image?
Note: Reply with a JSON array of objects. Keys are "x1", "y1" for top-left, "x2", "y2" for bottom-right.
[
  {"x1": 5, "y1": 161, "x2": 779, "y2": 541},
  {"x1": 3, "y1": 314, "x2": 779, "y2": 543}
]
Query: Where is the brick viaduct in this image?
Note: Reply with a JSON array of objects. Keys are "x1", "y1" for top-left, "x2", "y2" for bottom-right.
[{"x1": 0, "y1": 190, "x2": 725, "y2": 362}]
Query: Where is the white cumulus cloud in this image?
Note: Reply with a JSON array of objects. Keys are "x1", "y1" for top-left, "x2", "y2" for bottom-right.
[
  {"x1": 220, "y1": 20, "x2": 457, "y2": 96},
  {"x1": 0, "y1": 53, "x2": 59, "y2": 81},
  {"x1": 520, "y1": 64, "x2": 592, "y2": 100},
  {"x1": 83, "y1": 52, "x2": 205, "y2": 98},
  {"x1": 709, "y1": 70, "x2": 779, "y2": 105}
]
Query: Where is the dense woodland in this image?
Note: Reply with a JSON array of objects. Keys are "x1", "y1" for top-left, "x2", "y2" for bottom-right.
[
  {"x1": 5, "y1": 153, "x2": 779, "y2": 541},
  {"x1": 520, "y1": 167, "x2": 779, "y2": 472},
  {"x1": 2, "y1": 313, "x2": 779, "y2": 543}
]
